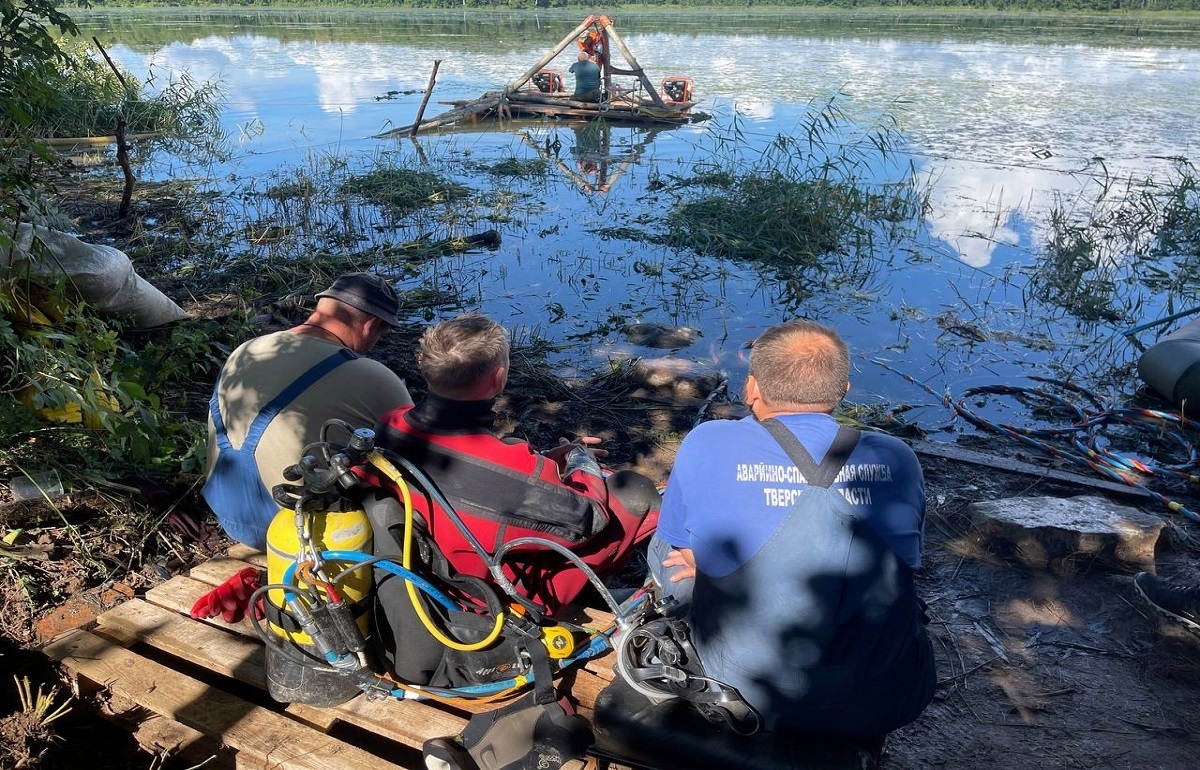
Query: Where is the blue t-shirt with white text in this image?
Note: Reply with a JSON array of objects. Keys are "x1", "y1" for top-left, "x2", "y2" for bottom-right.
[{"x1": 659, "y1": 413, "x2": 925, "y2": 577}]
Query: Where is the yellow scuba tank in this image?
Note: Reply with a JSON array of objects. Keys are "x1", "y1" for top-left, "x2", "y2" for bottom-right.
[
  {"x1": 263, "y1": 502, "x2": 374, "y2": 707},
  {"x1": 265, "y1": 504, "x2": 373, "y2": 641}
]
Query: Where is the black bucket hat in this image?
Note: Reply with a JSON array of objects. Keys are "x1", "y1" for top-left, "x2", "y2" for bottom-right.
[{"x1": 316, "y1": 272, "x2": 401, "y2": 327}]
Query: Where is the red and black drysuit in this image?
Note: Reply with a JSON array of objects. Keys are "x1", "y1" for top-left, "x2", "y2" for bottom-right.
[{"x1": 371, "y1": 395, "x2": 659, "y2": 614}]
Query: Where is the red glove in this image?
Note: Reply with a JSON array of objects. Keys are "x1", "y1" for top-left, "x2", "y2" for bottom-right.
[{"x1": 190, "y1": 567, "x2": 264, "y2": 623}]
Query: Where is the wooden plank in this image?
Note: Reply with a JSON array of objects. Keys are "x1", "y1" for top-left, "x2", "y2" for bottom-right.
[
  {"x1": 147, "y1": 575, "x2": 259, "y2": 637},
  {"x1": 568, "y1": 669, "x2": 611, "y2": 715},
  {"x1": 172, "y1": 551, "x2": 621, "y2": 696},
  {"x1": 911, "y1": 440, "x2": 1154, "y2": 500},
  {"x1": 582, "y1": 651, "x2": 616, "y2": 683},
  {"x1": 126, "y1": 709, "x2": 235, "y2": 769},
  {"x1": 189, "y1": 557, "x2": 259, "y2": 587},
  {"x1": 76, "y1": 545, "x2": 620, "y2": 769},
  {"x1": 332, "y1": 693, "x2": 467, "y2": 749},
  {"x1": 98, "y1": 600, "x2": 337, "y2": 732},
  {"x1": 506, "y1": 90, "x2": 691, "y2": 116},
  {"x1": 157, "y1": 571, "x2": 616, "y2": 705},
  {"x1": 228, "y1": 544, "x2": 268, "y2": 565},
  {"x1": 98, "y1": 599, "x2": 323, "y2": 724},
  {"x1": 98, "y1": 598, "x2": 469, "y2": 748},
  {"x1": 505, "y1": 101, "x2": 687, "y2": 124},
  {"x1": 44, "y1": 630, "x2": 401, "y2": 770},
  {"x1": 116, "y1": 593, "x2": 261, "y2": 666}
]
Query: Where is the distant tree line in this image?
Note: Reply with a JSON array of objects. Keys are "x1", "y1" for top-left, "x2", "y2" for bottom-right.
[{"x1": 70, "y1": 0, "x2": 1200, "y2": 13}]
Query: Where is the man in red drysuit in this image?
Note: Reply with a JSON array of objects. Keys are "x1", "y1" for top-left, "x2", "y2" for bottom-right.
[{"x1": 372, "y1": 314, "x2": 660, "y2": 614}]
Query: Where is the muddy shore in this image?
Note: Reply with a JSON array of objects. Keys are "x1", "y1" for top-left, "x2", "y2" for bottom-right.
[{"x1": 3, "y1": 322, "x2": 1199, "y2": 767}]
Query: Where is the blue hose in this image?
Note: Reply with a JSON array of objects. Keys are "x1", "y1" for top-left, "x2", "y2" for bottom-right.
[{"x1": 281, "y1": 552, "x2": 459, "y2": 612}]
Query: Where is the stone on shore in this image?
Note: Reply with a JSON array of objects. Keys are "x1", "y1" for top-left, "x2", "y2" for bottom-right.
[{"x1": 968, "y1": 495, "x2": 1165, "y2": 572}]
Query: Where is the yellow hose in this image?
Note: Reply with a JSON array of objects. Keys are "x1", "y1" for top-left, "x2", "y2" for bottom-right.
[{"x1": 367, "y1": 451, "x2": 505, "y2": 652}]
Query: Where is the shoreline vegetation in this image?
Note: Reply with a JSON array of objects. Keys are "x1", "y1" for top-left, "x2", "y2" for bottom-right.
[
  {"x1": 69, "y1": 7, "x2": 1200, "y2": 49},
  {"x1": 69, "y1": 2, "x2": 1200, "y2": 13}
]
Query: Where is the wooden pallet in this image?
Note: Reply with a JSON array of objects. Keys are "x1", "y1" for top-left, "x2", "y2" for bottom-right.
[{"x1": 42, "y1": 544, "x2": 623, "y2": 769}]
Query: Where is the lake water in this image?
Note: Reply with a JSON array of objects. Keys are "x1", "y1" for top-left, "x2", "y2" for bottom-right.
[{"x1": 78, "y1": 9, "x2": 1200, "y2": 429}]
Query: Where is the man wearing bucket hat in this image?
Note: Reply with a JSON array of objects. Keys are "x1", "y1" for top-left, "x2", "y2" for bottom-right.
[{"x1": 202, "y1": 272, "x2": 412, "y2": 549}]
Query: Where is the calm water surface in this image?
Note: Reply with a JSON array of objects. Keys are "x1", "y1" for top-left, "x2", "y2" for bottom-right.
[{"x1": 80, "y1": 9, "x2": 1200, "y2": 427}]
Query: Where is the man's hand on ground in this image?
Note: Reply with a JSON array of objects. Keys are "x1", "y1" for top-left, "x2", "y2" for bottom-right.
[{"x1": 543, "y1": 436, "x2": 609, "y2": 465}]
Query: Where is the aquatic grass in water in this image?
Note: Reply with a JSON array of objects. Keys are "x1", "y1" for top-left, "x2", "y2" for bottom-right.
[
  {"x1": 666, "y1": 174, "x2": 843, "y2": 264},
  {"x1": 122, "y1": 137, "x2": 539, "y2": 315},
  {"x1": 1025, "y1": 202, "x2": 1124, "y2": 324},
  {"x1": 340, "y1": 167, "x2": 470, "y2": 215},
  {"x1": 656, "y1": 96, "x2": 929, "y2": 267},
  {"x1": 1156, "y1": 161, "x2": 1200, "y2": 258},
  {"x1": 1025, "y1": 160, "x2": 1200, "y2": 326},
  {"x1": 468, "y1": 157, "x2": 549, "y2": 178}
]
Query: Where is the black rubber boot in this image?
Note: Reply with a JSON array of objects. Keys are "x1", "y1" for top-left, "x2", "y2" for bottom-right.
[{"x1": 422, "y1": 692, "x2": 592, "y2": 770}]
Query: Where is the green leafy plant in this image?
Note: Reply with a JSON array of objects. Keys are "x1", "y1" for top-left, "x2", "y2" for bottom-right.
[
  {"x1": 341, "y1": 167, "x2": 471, "y2": 214},
  {"x1": 0, "y1": 0, "x2": 81, "y2": 239}
]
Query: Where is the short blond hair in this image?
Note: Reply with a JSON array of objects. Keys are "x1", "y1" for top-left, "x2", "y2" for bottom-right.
[
  {"x1": 749, "y1": 320, "x2": 849, "y2": 408},
  {"x1": 417, "y1": 314, "x2": 509, "y2": 397}
]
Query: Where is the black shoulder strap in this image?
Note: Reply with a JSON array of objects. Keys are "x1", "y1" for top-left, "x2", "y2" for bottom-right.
[{"x1": 760, "y1": 418, "x2": 860, "y2": 489}]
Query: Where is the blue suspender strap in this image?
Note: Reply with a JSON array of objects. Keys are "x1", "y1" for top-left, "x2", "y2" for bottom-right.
[
  {"x1": 210, "y1": 385, "x2": 234, "y2": 451},
  {"x1": 209, "y1": 348, "x2": 360, "y2": 454}
]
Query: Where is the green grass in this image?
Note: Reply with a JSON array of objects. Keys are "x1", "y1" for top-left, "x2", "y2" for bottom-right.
[
  {"x1": 468, "y1": 157, "x2": 549, "y2": 178},
  {"x1": 1025, "y1": 159, "x2": 1200, "y2": 324},
  {"x1": 340, "y1": 168, "x2": 471, "y2": 214},
  {"x1": 654, "y1": 99, "x2": 930, "y2": 267}
]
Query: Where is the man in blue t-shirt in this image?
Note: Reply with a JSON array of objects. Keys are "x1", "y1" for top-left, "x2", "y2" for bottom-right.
[{"x1": 649, "y1": 319, "x2": 934, "y2": 740}]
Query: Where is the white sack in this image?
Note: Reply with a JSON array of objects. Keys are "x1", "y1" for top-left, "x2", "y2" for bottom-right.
[{"x1": 4, "y1": 223, "x2": 188, "y2": 328}]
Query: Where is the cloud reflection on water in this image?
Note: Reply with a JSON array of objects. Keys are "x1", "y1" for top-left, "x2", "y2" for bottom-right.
[{"x1": 89, "y1": 11, "x2": 1200, "y2": 416}]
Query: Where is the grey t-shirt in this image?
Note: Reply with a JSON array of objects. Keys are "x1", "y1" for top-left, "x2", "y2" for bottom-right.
[
  {"x1": 569, "y1": 59, "x2": 601, "y2": 96},
  {"x1": 206, "y1": 331, "x2": 411, "y2": 492}
]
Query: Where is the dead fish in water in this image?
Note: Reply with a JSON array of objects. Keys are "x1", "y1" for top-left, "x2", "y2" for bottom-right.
[{"x1": 622, "y1": 323, "x2": 702, "y2": 349}]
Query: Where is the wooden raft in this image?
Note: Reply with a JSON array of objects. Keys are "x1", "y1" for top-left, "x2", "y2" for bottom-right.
[{"x1": 42, "y1": 544, "x2": 624, "y2": 770}]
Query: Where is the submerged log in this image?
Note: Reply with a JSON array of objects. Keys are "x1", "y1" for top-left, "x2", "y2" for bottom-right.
[
  {"x1": 502, "y1": 96, "x2": 691, "y2": 124},
  {"x1": 375, "y1": 94, "x2": 503, "y2": 138},
  {"x1": 506, "y1": 90, "x2": 689, "y2": 114},
  {"x1": 507, "y1": 91, "x2": 602, "y2": 109},
  {"x1": 379, "y1": 230, "x2": 502, "y2": 262},
  {"x1": 508, "y1": 103, "x2": 687, "y2": 124}
]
